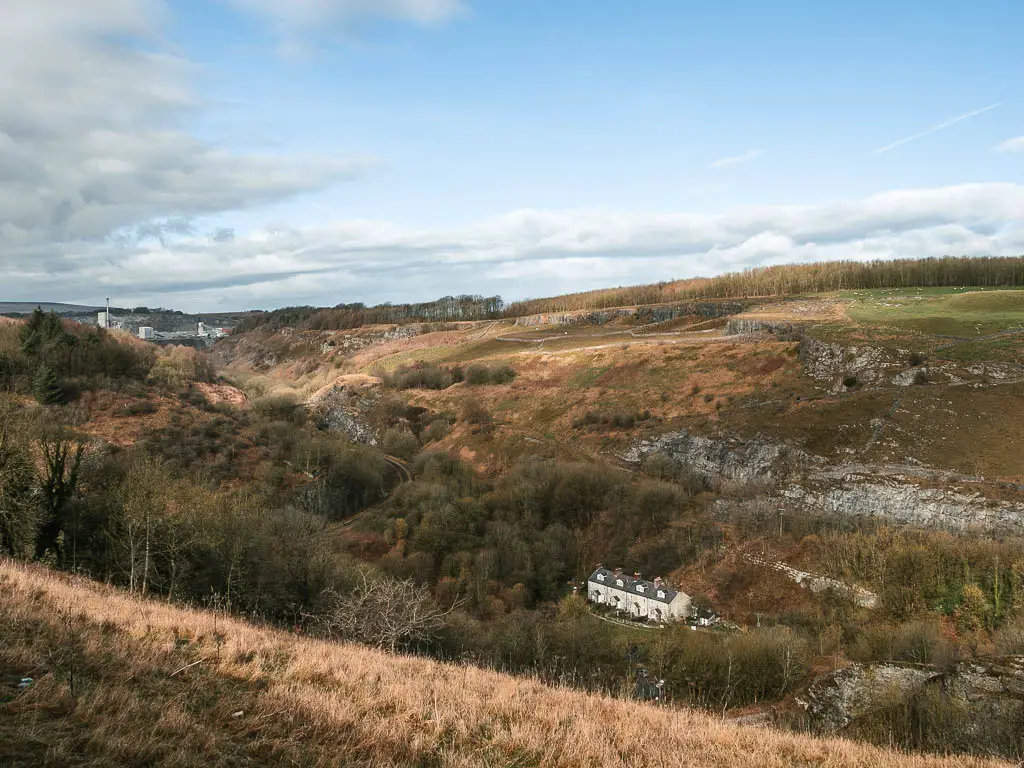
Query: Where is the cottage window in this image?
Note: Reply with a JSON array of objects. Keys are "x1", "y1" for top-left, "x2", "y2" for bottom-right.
[
  {"x1": 596, "y1": 573, "x2": 605, "y2": 582},
  {"x1": 616, "y1": 579, "x2": 624, "y2": 587},
  {"x1": 636, "y1": 584, "x2": 645, "y2": 593},
  {"x1": 657, "y1": 590, "x2": 665, "y2": 599}
]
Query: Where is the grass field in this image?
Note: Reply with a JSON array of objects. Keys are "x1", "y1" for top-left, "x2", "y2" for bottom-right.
[
  {"x1": 845, "y1": 289, "x2": 1024, "y2": 337},
  {"x1": 0, "y1": 560, "x2": 1006, "y2": 768}
]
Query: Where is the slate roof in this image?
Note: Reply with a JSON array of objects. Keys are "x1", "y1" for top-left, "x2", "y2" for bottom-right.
[{"x1": 587, "y1": 567, "x2": 684, "y2": 605}]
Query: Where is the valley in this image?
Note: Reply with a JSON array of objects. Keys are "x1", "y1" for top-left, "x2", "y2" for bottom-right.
[{"x1": 3, "y1": 258, "x2": 1024, "y2": 763}]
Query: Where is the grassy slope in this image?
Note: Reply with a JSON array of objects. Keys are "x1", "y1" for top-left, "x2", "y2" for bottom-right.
[
  {"x1": 211, "y1": 290, "x2": 1024, "y2": 480},
  {"x1": 845, "y1": 288, "x2": 1024, "y2": 337},
  {"x1": 0, "y1": 560, "x2": 1003, "y2": 768}
]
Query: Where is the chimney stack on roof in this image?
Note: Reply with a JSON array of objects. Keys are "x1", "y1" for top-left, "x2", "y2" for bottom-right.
[
  {"x1": 633, "y1": 572, "x2": 642, "y2": 581},
  {"x1": 613, "y1": 568, "x2": 623, "y2": 578},
  {"x1": 654, "y1": 577, "x2": 663, "y2": 587}
]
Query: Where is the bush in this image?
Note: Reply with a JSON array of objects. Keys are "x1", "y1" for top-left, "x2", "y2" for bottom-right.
[
  {"x1": 385, "y1": 362, "x2": 459, "y2": 390},
  {"x1": 382, "y1": 428, "x2": 420, "y2": 462},
  {"x1": 465, "y1": 364, "x2": 517, "y2": 386},
  {"x1": 641, "y1": 452, "x2": 707, "y2": 494},
  {"x1": 848, "y1": 618, "x2": 955, "y2": 667},
  {"x1": 843, "y1": 375, "x2": 859, "y2": 389},
  {"x1": 655, "y1": 625, "x2": 809, "y2": 709},
  {"x1": 422, "y1": 418, "x2": 449, "y2": 443},
  {"x1": 115, "y1": 400, "x2": 159, "y2": 417},
  {"x1": 465, "y1": 364, "x2": 490, "y2": 386},
  {"x1": 148, "y1": 346, "x2": 213, "y2": 390},
  {"x1": 572, "y1": 409, "x2": 653, "y2": 430},
  {"x1": 907, "y1": 352, "x2": 926, "y2": 366},
  {"x1": 461, "y1": 398, "x2": 491, "y2": 426},
  {"x1": 913, "y1": 369, "x2": 929, "y2": 385},
  {"x1": 251, "y1": 394, "x2": 303, "y2": 425}
]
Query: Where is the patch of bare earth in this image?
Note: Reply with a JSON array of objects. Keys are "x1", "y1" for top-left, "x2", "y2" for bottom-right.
[{"x1": 194, "y1": 382, "x2": 247, "y2": 405}]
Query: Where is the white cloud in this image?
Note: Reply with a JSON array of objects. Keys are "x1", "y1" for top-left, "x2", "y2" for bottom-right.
[
  {"x1": 0, "y1": 0, "x2": 366, "y2": 255},
  {"x1": 996, "y1": 136, "x2": 1024, "y2": 153},
  {"x1": 13, "y1": 183, "x2": 1023, "y2": 311},
  {"x1": 225, "y1": 0, "x2": 465, "y2": 49},
  {"x1": 709, "y1": 149, "x2": 762, "y2": 169},
  {"x1": 874, "y1": 102, "x2": 1002, "y2": 154}
]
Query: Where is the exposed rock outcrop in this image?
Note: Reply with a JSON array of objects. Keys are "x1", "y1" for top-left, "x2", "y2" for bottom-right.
[
  {"x1": 743, "y1": 553, "x2": 878, "y2": 608},
  {"x1": 621, "y1": 429, "x2": 817, "y2": 483},
  {"x1": 798, "y1": 338, "x2": 1024, "y2": 393},
  {"x1": 799, "y1": 663, "x2": 939, "y2": 732},
  {"x1": 307, "y1": 381, "x2": 382, "y2": 446},
  {"x1": 625, "y1": 429, "x2": 1024, "y2": 532},
  {"x1": 799, "y1": 339, "x2": 898, "y2": 392},
  {"x1": 800, "y1": 659, "x2": 1024, "y2": 745},
  {"x1": 725, "y1": 319, "x2": 805, "y2": 339}
]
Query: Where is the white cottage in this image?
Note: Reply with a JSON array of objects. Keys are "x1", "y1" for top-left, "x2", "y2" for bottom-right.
[{"x1": 587, "y1": 567, "x2": 691, "y2": 622}]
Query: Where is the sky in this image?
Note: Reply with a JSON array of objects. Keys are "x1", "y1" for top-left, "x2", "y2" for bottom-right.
[{"x1": 2, "y1": 0, "x2": 1023, "y2": 312}]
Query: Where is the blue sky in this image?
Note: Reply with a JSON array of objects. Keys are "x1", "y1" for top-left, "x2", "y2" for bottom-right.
[{"x1": 2, "y1": 1, "x2": 1023, "y2": 310}]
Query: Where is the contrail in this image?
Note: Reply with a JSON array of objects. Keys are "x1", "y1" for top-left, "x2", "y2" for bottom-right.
[{"x1": 874, "y1": 102, "x2": 1003, "y2": 153}]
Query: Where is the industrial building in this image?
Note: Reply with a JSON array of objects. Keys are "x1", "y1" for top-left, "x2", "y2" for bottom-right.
[{"x1": 96, "y1": 299, "x2": 230, "y2": 348}]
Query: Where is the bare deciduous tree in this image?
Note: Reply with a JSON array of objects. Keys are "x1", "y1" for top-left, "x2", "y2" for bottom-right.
[
  {"x1": 33, "y1": 425, "x2": 86, "y2": 564},
  {"x1": 320, "y1": 572, "x2": 460, "y2": 652}
]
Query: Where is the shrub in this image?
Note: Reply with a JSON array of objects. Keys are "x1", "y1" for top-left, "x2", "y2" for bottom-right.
[
  {"x1": 572, "y1": 409, "x2": 653, "y2": 430},
  {"x1": 422, "y1": 418, "x2": 449, "y2": 443},
  {"x1": 383, "y1": 428, "x2": 420, "y2": 462},
  {"x1": 848, "y1": 618, "x2": 954, "y2": 667},
  {"x1": 465, "y1": 364, "x2": 517, "y2": 386},
  {"x1": 149, "y1": 347, "x2": 213, "y2": 390},
  {"x1": 907, "y1": 352, "x2": 926, "y2": 366},
  {"x1": 252, "y1": 394, "x2": 303, "y2": 425},
  {"x1": 465, "y1": 364, "x2": 490, "y2": 386},
  {"x1": 115, "y1": 400, "x2": 158, "y2": 417},
  {"x1": 843, "y1": 375, "x2": 859, "y2": 389},
  {"x1": 385, "y1": 362, "x2": 457, "y2": 390},
  {"x1": 913, "y1": 369, "x2": 929, "y2": 385},
  {"x1": 461, "y1": 398, "x2": 492, "y2": 426}
]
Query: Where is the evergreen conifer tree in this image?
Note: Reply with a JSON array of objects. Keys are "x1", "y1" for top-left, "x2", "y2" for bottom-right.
[{"x1": 32, "y1": 364, "x2": 64, "y2": 406}]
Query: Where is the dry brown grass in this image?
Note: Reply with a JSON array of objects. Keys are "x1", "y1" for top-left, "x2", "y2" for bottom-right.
[{"x1": 0, "y1": 559, "x2": 1004, "y2": 767}]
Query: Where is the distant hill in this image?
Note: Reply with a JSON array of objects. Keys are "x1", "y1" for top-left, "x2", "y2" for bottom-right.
[{"x1": 0, "y1": 301, "x2": 102, "y2": 315}]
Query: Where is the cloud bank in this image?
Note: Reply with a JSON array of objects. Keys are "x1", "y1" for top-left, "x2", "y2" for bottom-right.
[
  {"x1": 0, "y1": 0, "x2": 366, "y2": 250},
  {"x1": 12, "y1": 183, "x2": 1024, "y2": 311},
  {"x1": 1, "y1": 1, "x2": 1021, "y2": 312}
]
